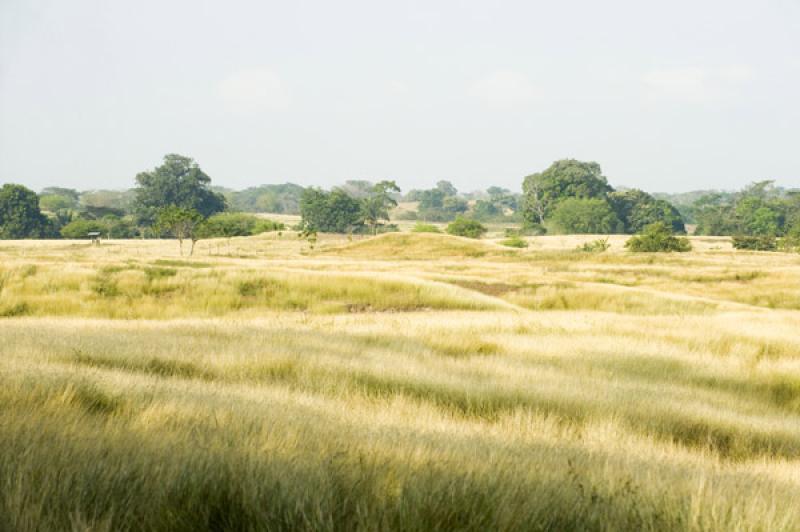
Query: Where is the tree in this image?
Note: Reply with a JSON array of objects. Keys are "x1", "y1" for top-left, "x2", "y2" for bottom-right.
[
  {"x1": 446, "y1": 216, "x2": 487, "y2": 238},
  {"x1": 0, "y1": 184, "x2": 53, "y2": 239},
  {"x1": 550, "y1": 198, "x2": 622, "y2": 234},
  {"x1": 197, "y1": 213, "x2": 285, "y2": 239},
  {"x1": 60, "y1": 219, "x2": 106, "y2": 239},
  {"x1": 692, "y1": 181, "x2": 792, "y2": 237},
  {"x1": 225, "y1": 183, "x2": 304, "y2": 213},
  {"x1": 340, "y1": 180, "x2": 375, "y2": 199},
  {"x1": 608, "y1": 189, "x2": 685, "y2": 234},
  {"x1": 471, "y1": 199, "x2": 502, "y2": 221},
  {"x1": 154, "y1": 206, "x2": 205, "y2": 255},
  {"x1": 442, "y1": 196, "x2": 468, "y2": 216},
  {"x1": 436, "y1": 180, "x2": 458, "y2": 197},
  {"x1": 625, "y1": 222, "x2": 691, "y2": 252},
  {"x1": 416, "y1": 187, "x2": 467, "y2": 222},
  {"x1": 80, "y1": 189, "x2": 135, "y2": 213},
  {"x1": 693, "y1": 194, "x2": 738, "y2": 236},
  {"x1": 522, "y1": 159, "x2": 613, "y2": 225},
  {"x1": 782, "y1": 221, "x2": 800, "y2": 252},
  {"x1": 39, "y1": 193, "x2": 79, "y2": 212},
  {"x1": 299, "y1": 188, "x2": 364, "y2": 233},
  {"x1": 362, "y1": 181, "x2": 401, "y2": 234},
  {"x1": 732, "y1": 235, "x2": 777, "y2": 251},
  {"x1": 133, "y1": 154, "x2": 225, "y2": 225},
  {"x1": 40, "y1": 187, "x2": 80, "y2": 202},
  {"x1": 418, "y1": 188, "x2": 445, "y2": 212},
  {"x1": 487, "y1": 187, "x2": 518, "y2": 210}
]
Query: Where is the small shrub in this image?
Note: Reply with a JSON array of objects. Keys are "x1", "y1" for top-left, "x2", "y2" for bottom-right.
[
  {"x1": 732, "y1": 235, "x2": 777, "y2": 251},
  {"x1": 60, "y1": 219, "x2": 106, "y2": 239},
  {"x1": 411, "y1": 223, "x2": 441, "y2": 233},
  {"x1": 252, "y1": 218, "x2": 286, "y2": 234},
  {"x1": 91, "y1": 275, "x2": 120, "y2": 297},
  {"x1": 520, "y1": 222, "x2": 547, "y2": 235},
  {"x1": 374, "y1": 224, "x2": 400, "y2": 234},
  {"x1": 0, "y1": 302, "x2": 29, "y2": 317},
  {"x1": 579, "y1": 238, "x2": 611, "y2": 253},
  {"x1": 238, "y1": 279, "x2": 280, "y2": 297},
  {"x1": 446, "y1": 217, "x2": 487, "y2": 239},
  {"x1": 625, "y1": 222, "x2": 691, "y2": 252},
  {"x1": 500, "y1": 236, "x2": 528, "y2": 248},
  {"x1": 144, "y1": 267, "x2": 177, "y2": 281}
]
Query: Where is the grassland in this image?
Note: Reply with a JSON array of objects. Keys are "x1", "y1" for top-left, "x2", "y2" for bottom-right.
[{"x1": 1, "y1": 231, "x2": 800, "y2": 531}]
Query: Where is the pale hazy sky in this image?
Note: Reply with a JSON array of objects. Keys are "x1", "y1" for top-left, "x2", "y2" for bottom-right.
[{"x1": 1, "y1": 0, "x2": 798, "y2": 194}]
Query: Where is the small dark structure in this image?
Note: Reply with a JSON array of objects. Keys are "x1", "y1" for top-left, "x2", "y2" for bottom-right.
[{"x1": 87, "y1": 231, "x2": 101, "y2": 245}]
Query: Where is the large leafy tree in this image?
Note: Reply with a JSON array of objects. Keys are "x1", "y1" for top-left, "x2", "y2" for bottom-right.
[
  {"x1": 0, "y1": 184, "x2": 54, "y2": 239},
  {"x1": 609, "y1": 189, "x2": 685, "y2": 234},
  {"x1": 550, "y1": 198, "x2": 623, "y2": 234},
  {"x1": 362, "y1": 180, "x2": 401, "y2": 234},
  {"x1": 133, "y1": 154, "x2": 225, "y2": 225},
  {"x1": 522, "y1": 159, "x2": 613, "y2": 225},
  {"x1": 299, "y1": 188, "x2": 364, "y2": 233}
]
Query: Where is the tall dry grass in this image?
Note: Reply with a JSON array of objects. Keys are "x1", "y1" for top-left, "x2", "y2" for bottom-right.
[{"x1": 1, "y1": 232, "x2": 799, "y2": 530}]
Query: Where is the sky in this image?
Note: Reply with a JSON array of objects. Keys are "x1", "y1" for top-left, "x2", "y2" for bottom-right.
[{"x1": 1, "y1": 0, "x2": 799, "y2": 194}]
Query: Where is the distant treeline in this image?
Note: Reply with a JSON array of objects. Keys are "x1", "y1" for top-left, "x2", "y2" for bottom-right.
[
  {"x1": 655, "y1": 183, "x2": 800, "y2": 236},
  {"x1": 1, "y1": 155, "x2": 798, "y2": 244}
]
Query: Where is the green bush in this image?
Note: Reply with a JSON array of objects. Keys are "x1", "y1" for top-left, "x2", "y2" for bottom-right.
[
  {"x1": 373, "y1": 224, "x2": 400, "y2": 234},
  {"x1": 60, "y1": 219, "x2": 106, "y2": 239},
  {"x1": 445, "y1": 217, "x2": 487, "y2": 239},
  {"x1": 103, "y1": 216, "x2": 138, "y2": 238},
  {"x1": 520, "y1": 222, "x2": 547, "y2": 235},
  {"x1": 200, "y1": 213, "x2": 285, "y2": 238},
  {"x1": 781, "y1": 224, "x2": 800, "y2": 252},
  {"x1": 732, "y1": 235, "x2": 777, "y2": 251},
  {"x1": 625, "y1": 222, "x2": 691, "y2": 252},
  {"x1": 500, "y1": 236, "x2": 528, "y2": 248},
  {"x1": 411, "y1": 223, "x2": 441, "y2": 233},
  {"x1": 252, "y1": 218, "x2": 286, "y2": 234},
  {"x1": 579, "y1": 238, "x2": 611, "y2": 252}
]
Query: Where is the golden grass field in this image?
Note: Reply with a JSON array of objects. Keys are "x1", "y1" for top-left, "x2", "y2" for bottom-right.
[{"x1": 2, "y1": 231, "x2": 800, "y2": 531}]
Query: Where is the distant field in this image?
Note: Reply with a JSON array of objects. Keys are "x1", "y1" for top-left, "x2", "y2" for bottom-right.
[{"x1": 2, "y1": 232, "x2": 800, "y2": 531}]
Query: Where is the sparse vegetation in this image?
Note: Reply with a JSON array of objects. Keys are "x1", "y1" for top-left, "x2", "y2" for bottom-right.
[
  {"x1": 579, "y1": 237, "x2": 611, "y2": 252},
  {"x1": 500, "y1": 235, "x2": 528, "y2": 248},
  {"x1": 411, "y1": 222, "x2": 441, "y2": 233}
]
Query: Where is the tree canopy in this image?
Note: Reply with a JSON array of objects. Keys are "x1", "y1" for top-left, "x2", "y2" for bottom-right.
[
  {"x1": 693, "y1": 181, "x2": 798, "y2": 237},
  {"x1": 520, "y1": 160, "x2": 686, "y2": 235},
  {"x1": 299, "y1": 188, "x2": 364, "y2": 233},
  {"x1": 133, "y1": 154, "x2": 225, "y2": 225},
  {"x1": 550, "y1": 198, "x2": 622, "y2": 234},
  {"x1": 0, "y1": 184, "x2": 53, "y2": 238},
  {"x1": 522, "y1": 160, "x2": 613, "y2": 225},
  {"x1": 362, "y1": 181, "x2": 401, "y2": 234}
]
